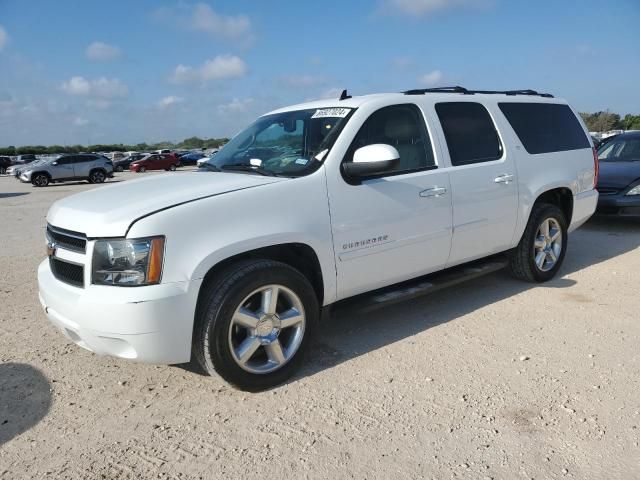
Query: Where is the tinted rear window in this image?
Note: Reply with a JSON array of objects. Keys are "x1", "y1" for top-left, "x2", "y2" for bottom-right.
[
  {"x1": 498, "y1": 103, "x2": 589, "y2": 154},
  {"x1": 435, "y1": 102, "x2": 503, "y2": 166}
]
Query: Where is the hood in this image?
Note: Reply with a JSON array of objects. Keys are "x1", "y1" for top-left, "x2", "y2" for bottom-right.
[
  {"x1": 47, "y1": 171, "x2": 285, "y2": 237},
  {"x1": 597, "y1": 161, "x2": 640, "y2": 190}
]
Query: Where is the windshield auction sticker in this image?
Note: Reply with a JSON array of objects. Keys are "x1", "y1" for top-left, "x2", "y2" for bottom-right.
[{"x1": 311, "y1": 108, "x2": 351, "y2": 119}]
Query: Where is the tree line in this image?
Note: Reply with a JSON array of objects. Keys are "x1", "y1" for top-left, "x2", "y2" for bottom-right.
[
  {"x1": 580, "y1": 112, "x2": 640, "y2": 133},
  {"x1": 0, "y1": 136, "x2": 230, "y2": 156}
]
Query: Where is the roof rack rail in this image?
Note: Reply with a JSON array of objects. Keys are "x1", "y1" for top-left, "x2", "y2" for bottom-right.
[{"x1": 403, "y1": 86, "x2": 554, "y2": 98}]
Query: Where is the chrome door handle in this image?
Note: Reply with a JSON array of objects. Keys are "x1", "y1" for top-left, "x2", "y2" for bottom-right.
[
  {"x1": 494, "y1": 174, "x2": 515, "y2": 184},
  {"x1": 420, "y1": 186, "x2": 447, "y2": 198}
]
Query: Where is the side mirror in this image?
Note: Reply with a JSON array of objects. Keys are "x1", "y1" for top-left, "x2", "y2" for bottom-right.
[{"x1": 342, "y1": 144, "x2": 400, "y2": 178}]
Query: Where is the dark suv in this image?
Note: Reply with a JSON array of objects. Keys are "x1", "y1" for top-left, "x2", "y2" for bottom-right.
[
  {"x1": 18, "y1": 154, "x2": 114, "y2": 187},
  {"x1": 0, "y1": 156, "x2": 11, "y2": 174}
]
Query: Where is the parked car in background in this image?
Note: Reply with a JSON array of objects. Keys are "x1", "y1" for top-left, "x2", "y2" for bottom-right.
[
  {"x1": 156, "y1": 149, "x2": 173, "y2": 155},
  {"x1": 39, "y1": 87, "x2": 598, "y2": 390},
  {"x1": 6, "y1": 154, "x2": 39, "y2": 177},
  {"x1": 19, "y1": 153, "x2": 114, "y2": 187},
  {"x1": 110, "y1": 152, "x2": 125, "y2": 162},
  {"x1": 178, "y1": 152, "x2": 205, "y2": 166},
  {"x1": 0, "y1": 156, "x2": 11, "y2": 174},
  {"x1": 113, "y1": 153, "x2": 147, "y2": 172},
  {"x1": 129, "y1": 153, "x2": 180, "y2": 172},
  {"x1": 196, "y1": 150, "x2": 219, "y2": 167},
  {"x1": 596, "y1": 131, "x2": 640, "y2": 216}
]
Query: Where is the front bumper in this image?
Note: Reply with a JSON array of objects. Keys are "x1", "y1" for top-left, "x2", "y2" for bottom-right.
[
  {"x1": 38, "y1": 259, "x2": 202, "y2": 364},
  {"x1": 597, "y1": 191, "x2": 640, "y2": 216}
]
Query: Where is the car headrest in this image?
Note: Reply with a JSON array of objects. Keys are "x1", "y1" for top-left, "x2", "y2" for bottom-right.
[{"x1": 384, "y1": 114, "x2": 419, "y2": 140}]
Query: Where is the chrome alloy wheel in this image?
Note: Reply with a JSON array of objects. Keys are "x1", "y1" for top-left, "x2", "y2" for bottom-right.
[
  {"x1": 91, "y1": 170, "x2": 105, "y2": 183},
  {"x1": 533, "y1": 217, "x2": 562, "y2": 272},
  {"x1": 228, "y1": 284, "x2": 306, "y2": 374}
]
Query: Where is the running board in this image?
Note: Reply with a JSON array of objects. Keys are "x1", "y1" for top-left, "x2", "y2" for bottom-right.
[{"x1": 331, "y1": 255, "x2": 509, "y2": 314}]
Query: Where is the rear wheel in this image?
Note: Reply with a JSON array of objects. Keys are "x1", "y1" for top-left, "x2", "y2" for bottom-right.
[
  {"x1": 139, "y1": 166, "x2": 146, "y2": 173},
  {"x1": 193, "y1": 259, "x2": 318, "y2": 391},
  {"x1": 88, "y1": 169, "x2": 106, "y2": 184},
  {"x1": 508, "y1": 203, "x2": 568, "y2": 282},
  {"x1": 115, "y1": 166, "x2": 123, "y2": 172},
  {"x1": 32, "y1": 174, "x2": 49, "y2": 187},
  {"x1": 169, "y1": 164, "x2": 177, "y2": 171}
]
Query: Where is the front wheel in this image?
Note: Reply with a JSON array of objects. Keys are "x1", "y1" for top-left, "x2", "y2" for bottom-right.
[
  {"x1": 508, "y1": 203, "x2": 568, "y2": 282},
  {"x1": 169, "y1": 164, "x2": 177, "y2": 171},
  {"x1": 32, "y1": 174, "x2": 49, "y2": 187},
  {"x1": 115, "y1": 166, "x2": 123, "y2": 172},
  {"x1": 139, "y1": 166, "x2": 146, "y2": 173},
  {"x1": 193, "y1": 259, "x2": 319, "y2": 391}
]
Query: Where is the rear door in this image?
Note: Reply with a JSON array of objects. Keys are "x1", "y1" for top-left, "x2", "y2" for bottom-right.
[
  {"x1": 433, "y1": 101, "x2": 519, "y2": 266},
  {"x1": 73, "y1": 155, "x2": 94, "y2": 178}
]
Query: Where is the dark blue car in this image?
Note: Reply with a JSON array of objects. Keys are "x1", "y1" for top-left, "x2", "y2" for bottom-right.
[{"x1": 596, "y1": 131, "x2": 640, "y2": 216}]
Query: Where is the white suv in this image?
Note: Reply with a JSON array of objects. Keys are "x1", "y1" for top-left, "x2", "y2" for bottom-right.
[{"x1": 39, "y1": 87, "x2": 598, "y2": 390}]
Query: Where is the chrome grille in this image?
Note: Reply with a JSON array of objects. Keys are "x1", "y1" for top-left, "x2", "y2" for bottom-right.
[{"x1": 47, "y1": 224, "x2": 87, "y2": 253}]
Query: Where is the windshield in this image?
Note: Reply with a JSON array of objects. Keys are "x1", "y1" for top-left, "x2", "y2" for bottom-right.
[
  {"x1": 205, "y1": 107, "x2": 354, "y2": 177},
  {"x1": 598, "y1": 137, "x2": 640, "y2": 162}
]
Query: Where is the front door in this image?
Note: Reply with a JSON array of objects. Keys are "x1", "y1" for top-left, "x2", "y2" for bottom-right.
[
  {"x1": 328, "y1": 103, "x2": 453, "y2": 300},
  {"x1": 433, "y1": 101, "x2": 519, "y2": 266},
  {"x1": 52, "y1": 156, "x2": 76, "y2": 180}
]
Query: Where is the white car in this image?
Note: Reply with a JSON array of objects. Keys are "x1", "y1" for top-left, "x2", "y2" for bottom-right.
[{"x1": 39, "y1": 87, "x2": 598, "y2": 390}]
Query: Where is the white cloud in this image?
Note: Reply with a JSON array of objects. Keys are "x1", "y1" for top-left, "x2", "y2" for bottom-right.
[
  {"x1": 420, "y1": 70, "x2": 444, "y2": 86},
  {"x1": 154, "y1": 3, "x2": 252, "y2": 44},
  {"x1": 170, "y1": 55, "x2": 247, "y2": 84},
  {"x1": 218, "y1": 98, "x2": 254, "y2": 114},
  {"x1": 157, "y1": 95, "x2": 184, "y2": 109},
  {"x1": 61, "y1": 76, "x2": 128, "y2": 98},
  {"x1": 383, "y1": 0, "x2": 492, "y2": 16},
  {"x1": 85, "y1": 42, "x2": 121, "y2": 61},
  {"x1": 0, "y1": 25, "x2": 8, "y2": 51}
]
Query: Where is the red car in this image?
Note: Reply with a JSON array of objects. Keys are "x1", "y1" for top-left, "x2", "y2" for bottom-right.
[{"x1": 129, "y1": 153, "x2": 180, "y2": 173}]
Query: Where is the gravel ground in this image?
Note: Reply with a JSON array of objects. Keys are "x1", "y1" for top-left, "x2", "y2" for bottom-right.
[{"x1": 1, "y1": 172, "x2": 639, "y2": 479}]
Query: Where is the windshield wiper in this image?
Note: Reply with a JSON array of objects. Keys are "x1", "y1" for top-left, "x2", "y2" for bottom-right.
[
  {"x1": 199, "y1": 162, "x2": 221, "y2": 172},
  {"x1": 220, "y1": 164, "x2": 276, "y2": 176}
]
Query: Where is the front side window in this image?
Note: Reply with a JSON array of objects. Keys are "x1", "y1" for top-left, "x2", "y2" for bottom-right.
[
  {"x1": 435, "y1": 102, "x2": 503, "y2": 166},
  {"x1": 343, "y1": 104, "x2": 435, "y2": 174},
  {"x1": 57, "y1": 156, "x2": 75, "y2": 165},
  {"x1": 208, "y1": 107, "x2": 354, "y2": 177}
]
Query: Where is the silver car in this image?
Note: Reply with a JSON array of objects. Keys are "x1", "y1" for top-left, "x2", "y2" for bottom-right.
[{"x1": 19, "y1": 154, "x2": 114, "y2": 187}]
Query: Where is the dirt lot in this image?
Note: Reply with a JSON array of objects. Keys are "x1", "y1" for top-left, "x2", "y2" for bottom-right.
[{"x1": 1, "y1": 172, "x2": 639, "y2": 479}]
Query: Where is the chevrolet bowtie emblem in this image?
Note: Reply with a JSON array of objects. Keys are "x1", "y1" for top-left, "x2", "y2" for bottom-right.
[{"x1": 47, "y1": 241, "x2": 57, "y2": 257}]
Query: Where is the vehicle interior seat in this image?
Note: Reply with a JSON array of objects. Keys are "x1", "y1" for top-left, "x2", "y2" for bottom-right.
[{"x1": 383, "y1": 113, "x2": 426, "y2": 171}]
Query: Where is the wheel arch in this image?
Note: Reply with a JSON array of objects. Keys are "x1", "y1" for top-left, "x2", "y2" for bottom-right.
[
  {"x1": 31, "y1": 170, "x2": 52, "y2": 179},
  {"x1": 196, "y1": 242, "x2": 326, "y2": 309},
  {"x1": 514, "y1": 186, "x2": 574, "y2": 246}
]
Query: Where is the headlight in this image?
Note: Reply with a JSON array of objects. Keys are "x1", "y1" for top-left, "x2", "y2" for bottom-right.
[
  {"x1": 92, "y1": 237, "x2": 164, "y2": 286},
  {"x1": 626, "y1": 184, "x2": 640, "y2": 196}
]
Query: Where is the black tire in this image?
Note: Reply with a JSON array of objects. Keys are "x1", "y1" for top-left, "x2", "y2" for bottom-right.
[
  {"x1": 115, "y1": 166, "x2": 123, "y2": 172},
  {"x1": 88, "y1": 169, "x2": 106, "y2": 184},
  {"x1": 32, "y1": 173, "x2": 49, "y2": 187},
  {"x1": 169, "y1": 164, "x2": 177, "y2": 171},
  {"x1": 139, "y1": 166, "x2": 146, "y2": 173},
  {"x1": 508, "y1": 203, "x2": 568, "y2": 282},
  {"x1": 193, "y1": 259, "x2": 319, "y2": 391}
]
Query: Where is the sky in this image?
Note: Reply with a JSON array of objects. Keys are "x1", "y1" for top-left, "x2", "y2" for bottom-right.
[{"x1": 0, "y1": 0, "x2": 639, "y2": 147}]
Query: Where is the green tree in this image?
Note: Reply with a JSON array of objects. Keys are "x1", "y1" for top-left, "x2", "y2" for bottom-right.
[{"x1": 622, "y1": 114, "x2": 640, "y2": 131}]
